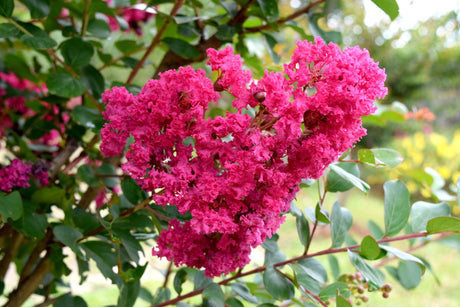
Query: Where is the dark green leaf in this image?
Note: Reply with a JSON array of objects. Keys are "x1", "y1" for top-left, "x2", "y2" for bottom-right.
[
  {"x1": 360, "y1": 235, "x2": 380, "y2": 260},
  {"x1": 72, "y1": 207, "x2": 100, "y2": 234},
  {"x1": 138, "y1": 287, "x2": 155, "y2": 304},
  {"x1": 53, "y1": 225, "x2": 84, "y2": 258},
  {"x1": 151, "y1": 288, "x2": 171, "y2": 305},
  {"x1": 0, "y1": 0, "x2": 14, "y2": 17},
  {"x1": 257, "y1": 0, "x2": 278, "y2": 20},
  {"x1": 203, "y1": 283, "x2": 225, "y2": 307},
  {"x1": 71, "y1": 105, "x2": 104, "y2": 131},
  {"x1": 336, "y1": 294, "x2": 352, "y2": 307},
  {"x1": 81, "y1": 65, "x2": 105, "y2": 99},
  {"x1": 121, "y1": 177, "x2": 145, "y2": 205},
  {"x1": 54, "y1": 293, "x2": 88, "y2": 307},
  {"x1": 411, "y1": 201, "x2": 450, "y2": 232},
  {"x1": 318, "y1": 282, "x2": 349, "y2": 301},
  {"x1": 215, "y1": 24, "x2": 238, "y2": 41},
  {"x1": 87, "y1": 18, "x2": 111, "y2": 38},
  {"x1": 0, "y1": 191, "x2": 23, "y2": 221},
  {"x1": 82, "y1": 241, "x2": 122, "y2": 285},
  {"x1": 9, "y1": 201, "x2": 47, "y2": 239},
  {"x1": 173, "y1": 269, "x2": 187, "y2": 295},
  {"x1": 20, "y1": 34, "x2": 57, "y2": 49},
  {"x1": 4, "y1": 53, "x2": 37, "y2": 81},
  {"x1": 328, "y1": 164, "x2": 369, "y2": 194},
  {"x1": 384, "y1": 180, "x2": 410, "y2": 237},
  {"x1": 115, "y1": 40, "x2": 144, "y2": 55},
  {"x1": 22, "y1": 0, "x2": 50, "y2": 18},
  {"x1": 47, "y1": 73, "x2": 85, "y2": 98},
  {"x1": 397, "y1": 261, "x2": 422, "y2": 289},
  {"x1": 117, "y1": 280, "x2": 140, "y2": 307},
  {"x1": 296, "y1": 213, "x2": 310, "y2": 247},
  {"x1": 77, "y1": 164, "x2": 99, "y2": 187},
  {"x1": 427, "y1": 216, "x2": 460, "y2": 233},
  {"x1": 31, "y1": 186, "x2": 65, "y2": 204},
  {"x1": 262, "y1": 32, "x2": 280, "y2": 64},
  {"x1": 331, "y1": 201, "x2": 353, "y2": 248},
  {"x1": 264, "y1": 248, "x2": 286, "y2": 266},
  {"x1": 315, "y1": 203, "x2": 330, "y2": 224},
  {"x1": 0, "y1": 23, "x2": 19, "y2": 37},
  {"x1": 112, "y1": 225, "x2": 144, "y2": 263},
  {"x1": 294, "y1": 269, "x2": 321, "y2": 295},
  {"x1": 326, "y1": 162, "x2": 360, "y2": 192},
  {"x1": 230, "y1": 283, "x2": 258, "y2": 304},
  {"x1": 348, "y1": 250, "x2": 385, "y2": 290},
  {"x1": 297, "y1": 258, "x2": 327, "y2": 284},
  {"x1": 263, "y1": 266, "x2": 295, "y2": 300},
  {"x1": 97, "y1": 163, "x2": 119, "y2": 188},
  {"x1": 225, "y1": 298, "x2": 244, "y2": 307},
  {"x1": 162, "y1": 37, "x2": 200, "y2": 59},
  {"x1": 371, "y1": 0, "x2": 399, "y2": 21},
  {"x1": 61, "y1": 37, "x2": 95, "y2": 69}
]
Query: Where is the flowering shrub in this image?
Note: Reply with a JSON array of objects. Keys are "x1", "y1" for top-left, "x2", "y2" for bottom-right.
[{"x1": 1, "y1": 1, "x2": 460, "y2": 307}]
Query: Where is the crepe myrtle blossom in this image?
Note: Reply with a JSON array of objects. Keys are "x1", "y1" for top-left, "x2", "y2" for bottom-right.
[
  {"x1": 0, "y1": 159, "x2": 49, "y2": 193},
  {"x1": 100, "y1": 37, "x2": 387, "y2": 277}
]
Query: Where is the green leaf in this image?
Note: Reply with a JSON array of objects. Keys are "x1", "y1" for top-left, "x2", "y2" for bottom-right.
[
  {"x1": 0, "y1": 23, "x2": 19, "y2": 37},
  {"x1": 71, "y1": 105, "x2": 104, "y2": 131},
  {"x1": 162, "y1": 37, "x2": 200, "y2": 59},
  {"x1": 411, "y1": 201, "x2": 450, "y2": 232},
  {"x1": 371, "y1": 0, "x2": 399, "y2": 21},
  {"x1": 20, "y1": 34, "x2": 57, "y2": 49},
  {"x1": 230, "y1": 283, "x2": 258, "y2": 304},
  {"x1": 336, "y1": 294, "x2": 352, "y2": 307},
  {"x1": 47, "y1": 73, "x2": 85, "y2": 98},
  {"x1": 328, "y1": 164, "x2": 370, "y2": 194},
  {"x1": 120, "y1": 265, "x2": 146, "y2": 282},
  {"x1": 426, "y1": 216, "x2": 460, "y2": 233},
  {"x1": 360, "y1": 235, "x2": 380, "y2": 260},
  {"x1": 22, "y1": 0, "x2": 50, "y2": 19},
  {"x1": 194, "y1": 270, "x2": 212, "y2": 290},
  {"x1": 81, "y1": 65, "x2": 105, "y2": 99},
  {"x1": 112, "y1": 225, "x2": 144, "y2": 263},
  {"x1": 151, "y1": 288, "x2": 171, "y2": 305},
  {"x1": 295, "y1": 258, "x2": 327, "y2": 288},
  {"x1": 9, "y1": 201, "x2": 48, "y2": 239},
  {"x1": 225, "y1": 298, "x2": 244, "y2": 307},
  {"x1": 121, "y1": 177, "x2": 145, "y2": 205},
  {"x1": 263, "y1": 266, "x2": 295, "y2": 300},
  {"x1": 326, "y1": 162, "x2": 360, "y2": 192},
  {"x1": 82, "y1": 240, "x2": 122, "y2": 285},
  {"x1": 31, "y1": 187, "x2": 65, "y2": 204},
  {"x1": 368, "y1": 220, "x2": 384, "y2": 240},
  {"x1": 0, "y1": 0, "x2": 14, "y2": 17},
  {"x1": 77, "y1": 164, "x2": 99, "y2": 187},
  {"x1": 315, "y1": 203, "x2": 330, "y2": 224},
  {"x1": 383, "y1": 180, "x2": 410, "y2": 237},
  {"x1": 87, "y1": 18, "x2": 111, "y2": 38},
  {"x1": 117, "y1": 280, "x2": 140, "y2": 307},
  {"x1": 115, "y1": 40, "x2": 144, "y2": 55},
  {"x1": 396, "y1": 261, "x2": 422, "y2": 289},
  {"x1": 97, "y1": 163, "x2": 119, "y2": 188},
  {"x1": 203, "y1": 283, "x2": 225, "y2": 307},
  {"x1": 348, "y1": 250, "x2": 385, "y2": 290},
  {"x1": 358, "y1": 148, "x2": 403, "y2": 168},
  {"x1": 379, "y1": 245, "x2": 425, "y2": 272},
  {"x1": 262, "y1": 32, "x2": 280, "y2": 64},
  {"x1": 173, "y1": 269, "x2": 187, "y2": 295},
  {"x1": 328, "y1": 255, "x2": 340, "y2": 280},
  {"x1": 53, "y1": 225, "x2": 84, "y2": 258},
  {"x1": 318, "y1": 282, "x2": 349, "y2": 301},
  {"x1": 61, "y1": 37, "x2": 95, "y2": 69},
  {"x1": 296, "y1": 213, "x2": 310, "y2": 247},
  {"x1": 331, "y1": 201, "x2": 353, "y2": 248},
  {"x1": 257, "y1": 0, "x2": 278, "y2": 20},
  {"x1": 215, "y1": 24, "x2": 238, "y2": 42},
  {"x1": 54, "y1": 293, "x2": 88, "y2": 307},
  {"x1": 0, "y1": 191, "x2": 23, "y2": 221}
]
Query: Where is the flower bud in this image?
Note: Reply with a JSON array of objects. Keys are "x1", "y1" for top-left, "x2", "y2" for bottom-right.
[
  {"x1": 382, "y1": 292, "x2": 390, "y2": 299},
  {"x1": 254, "y1": 91, "x2": 266, "y2": 103},
  {"x1": 213, "y1": 80, "x2": 224, "y2": 92}
]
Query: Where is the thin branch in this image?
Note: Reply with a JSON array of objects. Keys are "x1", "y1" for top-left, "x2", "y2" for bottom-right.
[
  {"x1": 152, "y1": 231, "x2": 447, "y2": 307},
  {"x1": 126, "y1": 0, "x2": 185, "y2": 85},
  {"x1": 0, "y1": 231, "x2": 23, "y2": 279},
  {"x1": 245, "y1": 0, "x2": 327, "y2": 33},
  {"x1": 302, "y1": 287, "x2": 328, "y2": 307},
  {"x1": 162, "y1": 261, "x2": 174, "y2": 288}
]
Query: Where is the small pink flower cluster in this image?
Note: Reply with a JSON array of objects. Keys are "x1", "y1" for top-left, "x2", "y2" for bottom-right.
[
  {"x1": 100, "y1": 38, "x2": 387, "y2": 277},
  {"x1": 105, "y1": 1, "x2": 155, "y2": 36},
  {"x1": 0, "y1": 159, "x2": 49, "y2": 193}
]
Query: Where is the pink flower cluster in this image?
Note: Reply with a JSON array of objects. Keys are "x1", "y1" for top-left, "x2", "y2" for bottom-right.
[
  {"x1": 100, "y1": 37, "x2": 387, "y2": 277},
  {"x1": 0, "y1": 159, "x2": 49, "y2": 193},
  {"x1": 105, "y1": 0, "x2": 155, "y2": 35}
]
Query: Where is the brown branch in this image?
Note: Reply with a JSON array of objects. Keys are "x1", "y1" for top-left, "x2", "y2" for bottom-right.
[
  {"x1": 245, "y1": 0, "x2": 327, "y2": 33},
  {"x1": 49, "y1": 138, "x2": 79, "y2": 179},
  {"x1": 19, "y1": 228, "x2": 54, "y2": 283},
  {"x1": 0, "y1": 231, "x2": 24, "y2": 279},
  {"x1": 126, "y1": 0, "x2": 185, "y2": 85},
  {"x1": 152, "y1": 231, "x2": 443, "y2": 307},
  {"x1": 162, "y1": 261, "x2": 174, "y2": 288},
  {"x1": 3, "y1": 251, "x2": 52, "y2": 307}
]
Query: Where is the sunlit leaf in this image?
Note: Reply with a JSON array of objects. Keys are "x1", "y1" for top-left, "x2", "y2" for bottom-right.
[
  {"x1": 410, "y1": 201, "x2": 450, "y2": 232},
  {"x1": 384, "y1": 180, "x2": 410, "y2": 237},
  {"x1": 426, "y1": 216, "x2": 460, "y2": 234},
  {"x1": 370, "y1": 0, "x2": 399, "y2": 21},
  {"x1": 331, "y1": 201, "x2": 353, "y2": 248},
  {"x1": 263, "y1": 266, "x2": 295, "y2": 300}
]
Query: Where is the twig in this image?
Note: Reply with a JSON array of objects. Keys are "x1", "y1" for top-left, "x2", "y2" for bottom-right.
[
  {"x1": 126, "y1": 0, "x2": 185, "y2": 85},
  {"x1": 0, "y1": 231, "x2": 23, "y2": 279},
  {"x1": 162, "y1": 261, "x2": 174, "y2": 288}
]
